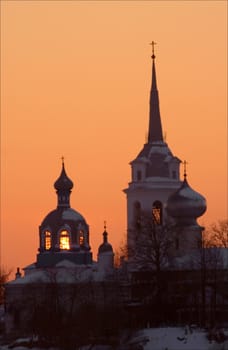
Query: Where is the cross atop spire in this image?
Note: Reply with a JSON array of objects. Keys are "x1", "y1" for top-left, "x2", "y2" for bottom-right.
[
  {"x1": 148, "y1": 42, "x2": 163, "y2": 143},
  {"x1": 150, "y1": 41, "x2": 157, "y2": 59},
  {"x1": 103, "y1": 221, "x2": 108, "y2": 243},
  {"x1": 183, "y1": 160, "x2": 188, "y2": 180},
  {"x1": 61, "y1": 156, "x2": 65, "y2": 165}
]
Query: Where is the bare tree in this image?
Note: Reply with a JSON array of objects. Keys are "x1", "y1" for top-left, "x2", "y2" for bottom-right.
[
  {"x1": 114, "y1": 234, "x2": 128, "y2": 267},
  {"x1": 206, "y1": 219, "x2": 228, "y2": 248},
  {"x1": 192, "y1": 233, "x2": 224, "y2": 328},
  {"x1": 133, "y1": 211, "x2": 172, "y2": 272},
  {"x1": 0, "y1": 266, "x2": 11, "y2": 305},
  {"x1": 129, "y1": 211, "x2": 173, "y2": 324}
]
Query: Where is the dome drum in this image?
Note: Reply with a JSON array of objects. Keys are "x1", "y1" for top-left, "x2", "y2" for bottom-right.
[{"x1": 36, "y1": 163, "x2": 92, "y2": 267}]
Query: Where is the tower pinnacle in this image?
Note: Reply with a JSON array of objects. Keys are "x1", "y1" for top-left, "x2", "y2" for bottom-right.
[
  {"x1": 150, "y1": 41, "x2": 156, "y2": 59},
  {"x1": 183, "y1": 160, "x2": 188, "y2": 180},
  {"x1": 148, "y1": 42, "x2": 163, "y2": 143}
]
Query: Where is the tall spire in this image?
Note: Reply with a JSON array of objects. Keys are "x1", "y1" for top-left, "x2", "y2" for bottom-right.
[{"x1": 148, "y1": 42, "x2": 163, "y2": 143}]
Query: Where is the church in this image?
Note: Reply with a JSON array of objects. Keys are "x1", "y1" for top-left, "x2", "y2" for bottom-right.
[{"x1": 4, "y1": 45, "x2": 227, "y2": 339}]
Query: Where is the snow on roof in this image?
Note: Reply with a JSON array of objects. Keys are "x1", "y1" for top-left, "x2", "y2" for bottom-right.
[
  {"x1": 170, "y1": 248, "x2": 228, "y2": 270},
  {"x1": 7, "y1": 262, "x2": 113, "y2": 285},
  {"x1": 23, "y1": 263, "x2": 36, "y2": 270},
  {"x1": 178, "y1": 186, "x2": 204, "y2": 200},
  {"x1": 55, "y1": 259, "x2": 77, "y2": 268},
  {"x1": 62, "y1": 208, "x2": 84, "y2": 221}
]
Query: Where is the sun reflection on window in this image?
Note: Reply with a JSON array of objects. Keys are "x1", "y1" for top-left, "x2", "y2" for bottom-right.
[
  {"x1": 152, "y1": 201, "x2": 163, "y2": 225},
  {"x1": 45, "y1": 231, "x2": 51, "y2": 250},
  {"x1": 60, "y1": 230, "x2": 70, "y2": 250},
  {"x1": 79, "y1": 235, "x2": 84, "y2": 245},
  {"x1": 152, "y1": 208, "x2": 161, "y2": 225}
]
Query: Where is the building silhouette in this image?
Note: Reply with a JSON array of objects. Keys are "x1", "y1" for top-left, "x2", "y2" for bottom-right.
[{"x1": 4, "y1": 48, "x2": 228, "y2": 340}]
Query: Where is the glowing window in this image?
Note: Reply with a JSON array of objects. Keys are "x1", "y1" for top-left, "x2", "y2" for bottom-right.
[
  {"x1": 59, "y1": 230, "x2": 70, "y2": 250},
  {"x1": 45, "y1": 231, "x2": 51, "y2": 250},
  {"x1": 79, "y1": 230, "x2": 84, "y2": 245},
  {"x1": 152, "y1": 201, "x2": 162, "y2": 225},
  {"x1": 79, "y1": 236, "x2": 84, "y2": 245}
]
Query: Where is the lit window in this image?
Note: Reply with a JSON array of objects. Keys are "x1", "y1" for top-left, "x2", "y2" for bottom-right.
[
  {"x1": 59, "y1": 230, "x2": 70, "y2": 250},
  {"x1": 45, "y1": 231, "x2": 51, "y2": 250},
  {"x1": 152, "y1": 201, "x2": 162, "y2": 225},
  {"x1": 152, "y1": 208, "x2": 161, "y2": 224},
  {"x1": 79, "y1": 230, "x2": 84, "y2": 245}
]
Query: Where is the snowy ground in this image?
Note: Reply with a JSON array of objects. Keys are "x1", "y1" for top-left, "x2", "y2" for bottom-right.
[
  {"x1": 0, "y1": 327, "x2": 228, "y2": 350},
  {"x1": 129, "y1": 327, "x2": 228, "y2": 350}
]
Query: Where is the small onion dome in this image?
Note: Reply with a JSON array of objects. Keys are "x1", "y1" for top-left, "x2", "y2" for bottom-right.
[
  {"x1": 54, "y1": 162, "x2": 73, "y2": 191},
  {"x1": 167, "y1": 178, "x2": 206, "y2": 226},
  {"x1": 98, "y1": 230, "x2": 113, "y2": 254}
]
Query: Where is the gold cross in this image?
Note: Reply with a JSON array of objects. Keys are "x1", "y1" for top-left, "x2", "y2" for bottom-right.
[
  {"x1": 104, "y1": 220, "x2": 107, "y2": 231},
  {"x1": 61, "y1": 156, "x2": 64, "y2": 164}
]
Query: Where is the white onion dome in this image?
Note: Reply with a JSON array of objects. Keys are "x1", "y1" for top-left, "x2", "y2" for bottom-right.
[
  {"x1": 167, "y1": 177, "x2": 206, "y2": 226},
  {"x1": 98, "y1": 229, "x2": 113, "y2": 254}
]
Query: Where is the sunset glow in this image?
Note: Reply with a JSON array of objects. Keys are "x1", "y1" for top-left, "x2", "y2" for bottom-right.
[{"x1": 1, "y1": 1, "x2": 227, "y2": 275}]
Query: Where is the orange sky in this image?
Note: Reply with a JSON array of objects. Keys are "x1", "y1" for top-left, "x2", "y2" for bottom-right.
[{"x1": 1, "y1": 1, "x2": 227, "y2": 276}]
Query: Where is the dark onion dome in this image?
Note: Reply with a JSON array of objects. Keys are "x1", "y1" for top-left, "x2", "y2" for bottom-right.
[
  {"x1": 41, "y1": 207, "x2": 88, "y2": 232},
  {"x1": 167, "y1": 178, "x2": 206, "y2": 226},
  {"x1": 54, "y1": 162, "x2": 73, "y2": 191},
  {"x1": 98, "y1": 229, "x2": 113, "y2": 254}
]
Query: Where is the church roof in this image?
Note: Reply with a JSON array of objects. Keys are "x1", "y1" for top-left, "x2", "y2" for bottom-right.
[
  {"x1": 148, "y1": 46, "x2": 163, "y2": 143},
  {"x1": 41, "y1": 207, "x2": 88, "y2": 231},
  {"x1": 98, "y1": 225, "x2": 113, "y2": 254},
  {"x1": 167, "y1": 175, "x2": 207, "y2": 225},
  {"x1": 131, "y1": 45, "x2": 181, "y2": 179}
]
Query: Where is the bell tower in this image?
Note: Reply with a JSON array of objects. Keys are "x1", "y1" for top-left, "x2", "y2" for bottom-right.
[{"x1": 124, "y1": 43, "x2": 182, "y2": 255}]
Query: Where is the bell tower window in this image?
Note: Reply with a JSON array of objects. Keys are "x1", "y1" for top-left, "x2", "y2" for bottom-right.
[
  {"x1": 152, "y1": 201, "x2": 162, "y2": 225},
  {"x1": 133, "y1": 201, "x2": 141, "y2": 230},
  {"x1": 137, "y1": 170, "x2": 142, "y2": 181},
  {"x1": 45, "y1": 231, "x2": 51, "y2": 250},
  {"x1": 59, "y1": 230, "x2": 70, "y2": 250}
]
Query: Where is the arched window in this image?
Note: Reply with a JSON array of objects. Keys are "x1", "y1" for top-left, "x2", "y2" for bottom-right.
[
  {"x1": 152, "y1": 201, "x2": 163, "y2": 225},
  {"x1": 59, "y1": 230, "x2": 70, "y2": 250},
  {"x1": 134, "y1": 201, "x2": 141, "y2": 230},
  {"x1": 79, "y1": 230, "x2": 84, "y2": 246},
  {"x1": 45, "y1": 231, "x2": 52, "y2": 250},
  {"x1": 137, "y1": 170, "x2": 142, "y2": 181}
]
